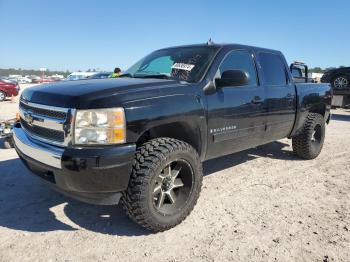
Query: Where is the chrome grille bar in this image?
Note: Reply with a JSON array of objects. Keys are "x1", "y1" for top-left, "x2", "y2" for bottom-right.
[
  {"x1": 19, "y1": 101, "x2": 68, "y2": 119},
  {"x1": 19, "y1": 99, "x2": 74, "y2": 147}
]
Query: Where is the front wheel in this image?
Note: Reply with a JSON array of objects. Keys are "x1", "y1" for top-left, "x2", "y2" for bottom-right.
[
  {"x1": 121, "y1": 138, "x2": 203, "y2": 232},
  {"x1": 292, "y1": 113, "x2": 325, "y2": 159}
]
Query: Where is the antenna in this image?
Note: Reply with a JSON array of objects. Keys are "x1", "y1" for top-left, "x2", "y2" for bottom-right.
[{"x1": 207, "y1": 38, "x2": 214, "y2": 45}]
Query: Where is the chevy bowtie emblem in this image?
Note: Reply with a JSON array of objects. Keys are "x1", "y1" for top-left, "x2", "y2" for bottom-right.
[{"x1": 24, "y1": 112, "x2": 34, "y2": 126}]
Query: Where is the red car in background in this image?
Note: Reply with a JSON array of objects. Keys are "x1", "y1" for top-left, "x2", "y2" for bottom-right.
[{"x1": 0, "y1": 79, "x2": 20, "y2": 101}]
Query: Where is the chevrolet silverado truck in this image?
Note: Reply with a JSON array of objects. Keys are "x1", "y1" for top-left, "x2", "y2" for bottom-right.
[{"x1": 13, "y1": 43, "x2": 332, "y2": 232}]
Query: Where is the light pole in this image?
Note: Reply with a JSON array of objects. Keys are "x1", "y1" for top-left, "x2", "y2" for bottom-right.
[{"x1": 39, "y1": 68, "x2": 47, "y2": 82}]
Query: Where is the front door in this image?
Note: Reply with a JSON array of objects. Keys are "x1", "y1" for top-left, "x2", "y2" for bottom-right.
[{"x1": 205, "y1": 49, "x2": 266, "y2": 159}]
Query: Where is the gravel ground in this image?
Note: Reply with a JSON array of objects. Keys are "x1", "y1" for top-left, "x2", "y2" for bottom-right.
[{"x1": 0, "y1": 87, "x2": 349, "y2": 261}]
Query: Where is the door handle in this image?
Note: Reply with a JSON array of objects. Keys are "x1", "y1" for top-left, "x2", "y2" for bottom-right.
[{"x1": 251, "y1": 96, "x2": 263, "y2": 104}]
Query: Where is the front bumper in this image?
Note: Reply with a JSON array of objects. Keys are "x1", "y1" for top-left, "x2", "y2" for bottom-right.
[{"x1": 13, "y1": 124, "x2": 136, "y2": 205}]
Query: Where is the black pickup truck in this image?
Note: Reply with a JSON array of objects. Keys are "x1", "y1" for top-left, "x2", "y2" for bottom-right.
[{"x1": 13, "y1": 43, "x2": 332, "y2": 231}]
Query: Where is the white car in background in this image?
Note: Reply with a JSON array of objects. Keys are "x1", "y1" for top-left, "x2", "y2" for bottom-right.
[
  {"x1": 66, "y1": 72, "x2": 96, "y2": 81},
  {"x1": 17, "y1": 77, "x2": 32, "y2": 83}
]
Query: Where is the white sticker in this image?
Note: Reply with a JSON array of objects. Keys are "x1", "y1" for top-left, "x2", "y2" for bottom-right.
[{"x1": 171, "y1": 63, "x2": 195, "y2": 71}]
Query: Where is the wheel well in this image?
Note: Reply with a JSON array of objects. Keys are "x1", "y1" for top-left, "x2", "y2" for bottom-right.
[
  {"x1": 136, "y1": 122, "x2": 202, "y2": 155},
  {"x1": 309, "y1": 104, "x2": 326, "y2": 117}
]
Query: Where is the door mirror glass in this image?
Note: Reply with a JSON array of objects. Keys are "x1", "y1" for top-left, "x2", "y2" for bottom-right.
[{"x1": 216, "y1": 70, "x2": 249, "y2": 88}]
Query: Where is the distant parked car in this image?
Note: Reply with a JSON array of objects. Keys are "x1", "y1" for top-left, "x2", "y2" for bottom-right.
[
  {"x1": 17, "y1": 78, "x2": 27, "y2": 84},
  {"x1": 17, "y1": 77, "x2": 32, "y2": 84},
  {"x1": 31, "y1": 77, "x2": 42, "y2": 83},
  {"x1": 0, "y1": 79, "x2": 19, "y2": 101},
  {"x1": 50, "y1": 74, "x2": 65, "y2": 80},
  {"x1": 66, "y1": 72, "x2": 96, "y2": 81},
  {"x1": 50, "y1": 76, "x2": 62, "y2": 82},
  {"x1": 86, "y1": 72, "x2": 112, "y2": 79},
  {"x1": 322, "y1": 67, "x2": 350, "y2": 108},
  {"x1": 321, "y1": 67, "x2": 350, "y2": 90},
  {"x1": 40, "y1": 77, "x2": 56, "y2": 83},
  {"x1": 27, "y1": 75, "x2": 41, "y2": 83},
  {"x1": 7, "y1": 77, "x2": 18, "y2": 84}
]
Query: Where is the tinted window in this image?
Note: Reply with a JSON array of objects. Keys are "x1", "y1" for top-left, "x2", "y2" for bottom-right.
[
  {"x1": 218, "y1": 50, "x2": 257, "y2": 86},
  {"x1": 259, "y1": 52, "x2": 287, "y2": 85}
]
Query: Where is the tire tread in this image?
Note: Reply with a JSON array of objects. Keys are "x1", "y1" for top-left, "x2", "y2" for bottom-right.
[
  {"x1": 292, "y1": 113, "x2": 325, "y2": 159},
  {"x1": 121, "y1": 137, "x2": 202, "y2": 232}
]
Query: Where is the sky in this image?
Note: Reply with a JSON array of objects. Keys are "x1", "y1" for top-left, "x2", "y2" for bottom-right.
[{"x1": 0, "y1": 0, "x2": 349, "y2": 72}]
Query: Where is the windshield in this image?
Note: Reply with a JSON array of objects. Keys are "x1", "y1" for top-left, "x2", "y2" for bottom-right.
[{"x1": 124, "y1": 46, "x2": 219, "y2": 83}]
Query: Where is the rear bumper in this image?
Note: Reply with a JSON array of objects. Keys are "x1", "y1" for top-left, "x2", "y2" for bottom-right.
[{"x1": 13, "y1": 125, "x2": 136, "y2": 205}]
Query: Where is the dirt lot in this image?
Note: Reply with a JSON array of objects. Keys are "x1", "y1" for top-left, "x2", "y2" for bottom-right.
[{"x1": 0, "y1": 88, "x2": 349, "y2": 261}]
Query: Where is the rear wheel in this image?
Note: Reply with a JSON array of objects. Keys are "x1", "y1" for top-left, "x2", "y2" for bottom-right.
[
  {"x1": 0, "y1": 91, "x2": 6, "y2": 102},
  {"x1": 332, "y1": 75, "x2": 349, "y2": 89},
  {"x1": 292, "y1": 113, "x2": 325, "y2": 159},
  {"x1": 121, "y1": 137, "x2": 203, "y2": 232}
]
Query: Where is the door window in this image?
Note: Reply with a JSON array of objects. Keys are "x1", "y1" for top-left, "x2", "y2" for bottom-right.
[
  {"x1": 258, "y1": 52, "x2": 288, "y2": 85},
  {"x1": 217, "y1": 50, "x2": 258, "y2": 86}
]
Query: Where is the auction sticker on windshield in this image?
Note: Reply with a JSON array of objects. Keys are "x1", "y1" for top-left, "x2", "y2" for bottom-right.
[{"x1": 171, "y1": 63, "x2": 195, "y2": 71}]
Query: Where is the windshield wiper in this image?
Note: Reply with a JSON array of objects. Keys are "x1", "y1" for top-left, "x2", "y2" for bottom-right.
[
  {"x1": 119, "y1": 73, "x2": 133, "y2": 78},
  {"x1": 134, "y1": 74, "x2": 171, "y2": 80}
]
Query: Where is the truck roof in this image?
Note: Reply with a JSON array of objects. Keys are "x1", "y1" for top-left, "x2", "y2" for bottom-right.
[{"x1": 157, "y1": 43, "x2": 282, "y2": 55}]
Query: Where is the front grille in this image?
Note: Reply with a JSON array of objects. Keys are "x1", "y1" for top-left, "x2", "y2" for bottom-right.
[
  {"x1": 21, "y1": 118, "x2": 64, "y2": 142},
  {"x1": 19, "y1": 99, "x2": 72, "y2": 146},
  {"x1": 20, "y1": 101, "x2": 67, "y2": 119}
]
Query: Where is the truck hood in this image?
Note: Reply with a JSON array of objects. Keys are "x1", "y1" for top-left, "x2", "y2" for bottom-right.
[{"x1": 21, "y1": 78, "x2": 183, "y2": 108}]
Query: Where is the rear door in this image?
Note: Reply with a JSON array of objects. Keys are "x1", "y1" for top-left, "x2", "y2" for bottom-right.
[
  {"x1": 205, "y1": 49, "x2": 267, "y2": 159},
  {"x1": 256, "y1": 52, "x2": 296, "y2": 142}
]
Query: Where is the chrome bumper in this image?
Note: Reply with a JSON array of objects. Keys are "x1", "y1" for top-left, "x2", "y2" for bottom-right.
[{"x1": 13, "y1": 126, "x2": 64, "y2": 169}]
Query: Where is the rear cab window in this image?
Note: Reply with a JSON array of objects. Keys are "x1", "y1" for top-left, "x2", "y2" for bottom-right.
[{"x1": 258, "y1": 52, "x2": 289, "y2": 85}]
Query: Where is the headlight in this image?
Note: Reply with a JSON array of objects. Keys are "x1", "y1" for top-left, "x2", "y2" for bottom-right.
[{"x1": 74, "y1": 108, "x2": 126, "y2": 145}]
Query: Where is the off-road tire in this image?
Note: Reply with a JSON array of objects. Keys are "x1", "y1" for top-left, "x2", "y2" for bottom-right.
[
  {"x1": 292, "y1": 113, "x2": 325, "y2": 159},
  {"x1": 121, "y1": 137, "x2": 203, "y2": 232}
]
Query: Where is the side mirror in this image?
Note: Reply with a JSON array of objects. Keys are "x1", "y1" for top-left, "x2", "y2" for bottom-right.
[
  {"x1": 203, "y1": 80, "x2": 216, "y2": 95},
  {"x1": 290, "y1": 62, "x2": 309, "y2": 83},
  {"x1": 291, "y1": 67, "x2": 302, "y2": 78},
  {"x1": 215, "y1": 70, "x2": 249, "y2": 88}
]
